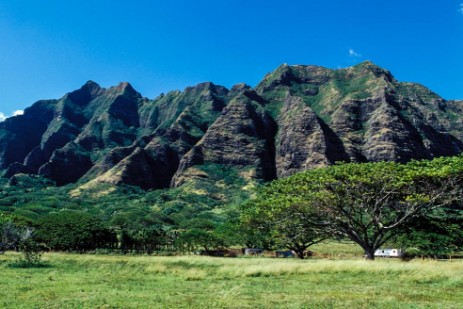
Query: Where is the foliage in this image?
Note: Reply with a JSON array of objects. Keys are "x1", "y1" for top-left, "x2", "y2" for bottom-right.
[
  {"x1": 0, "y1": 165, "x2": 251, "y2": 254},
  {"x1": 36, "y1": 210, "x2": 117, "y2": 251},
  {"x1": 12, "y1": 238, "x2": 44, "y2": 268},
  {"x1": 0, "y1": 214, "x2": 44, "y2": 267},
  {"x1": 241, "y1": 201, "x2": 326, "y2": 258},
  {"x1": 395, "y1": 207, "x2": 463, "y2": 257},
  {"x1": 2, "y1": 154, "x2": 463, "y2": 258},
  {"x1": 0, "y1": 217, "x2": 20, "y2": 252},
  {"x1": 175, "y1": 229, "x2": 226, "y2": 253},
  {"x1": 243, "y1": 156, "x2": 463, "y2": 259}
]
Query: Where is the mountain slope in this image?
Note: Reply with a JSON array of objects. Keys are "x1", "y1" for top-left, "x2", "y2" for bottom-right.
[{"x1": 1, "y1": 61, "x2": 462, "y2": 190}]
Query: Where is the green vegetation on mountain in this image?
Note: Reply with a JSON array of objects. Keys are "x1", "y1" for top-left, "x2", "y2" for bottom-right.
[
  {"x1": 2, "y1": 61, "x2": 462, "y2": 190},
  {"x1": 1, "y1": 62, "x2": 463, "y2": 259}
]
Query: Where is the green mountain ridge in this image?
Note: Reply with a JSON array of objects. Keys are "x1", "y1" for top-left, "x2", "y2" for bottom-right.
[{"x1": 1, "y1": 61, "x2": 463, "y2": 195}]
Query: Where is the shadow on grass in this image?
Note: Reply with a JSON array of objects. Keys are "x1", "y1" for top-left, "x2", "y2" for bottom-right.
[{"x1": 8, "y1": 261, "x2": 52, "y2": 269}]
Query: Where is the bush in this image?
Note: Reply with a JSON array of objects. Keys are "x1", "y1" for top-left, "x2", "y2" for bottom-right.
[{"x1": 11, "y1": 238, "x2": 45, "y2": 268}]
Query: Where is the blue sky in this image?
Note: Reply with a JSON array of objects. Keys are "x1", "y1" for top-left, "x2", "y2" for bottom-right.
[{"x1": 1, "y1": 0, "x2": 462, "y2": 120}]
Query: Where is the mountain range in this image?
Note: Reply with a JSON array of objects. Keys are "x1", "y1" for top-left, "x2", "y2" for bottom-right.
[{"x1": 1, "y1": 61, "x2": 462, "y2": 191}]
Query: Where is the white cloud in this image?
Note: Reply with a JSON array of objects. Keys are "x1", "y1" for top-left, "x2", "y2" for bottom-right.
[
  {"x1": 459, "y1": 3, "x2": 463, "y2": 14},
  {"x1": 349, "y1": 48, "x2": 361, "y2": 57},
  {"x1": 0, "y1": 110, "x2": 24, "y2": 122}
]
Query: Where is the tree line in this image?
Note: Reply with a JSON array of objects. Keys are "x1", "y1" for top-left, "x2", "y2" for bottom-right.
[
  {"x1": 2, "y1": 156, "x2": 463, "y2": 260},
  {"x1": 1, "y1": 210, "x2": 240, "y2": 255}
]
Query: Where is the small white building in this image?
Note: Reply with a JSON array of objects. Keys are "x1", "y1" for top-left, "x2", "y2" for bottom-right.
[
  {"x1": 244, "y1": 248, "x2": 263, "y2": 256},
  {"x1": 374, "y1": 248, "x2": 404, "y2": 258}
]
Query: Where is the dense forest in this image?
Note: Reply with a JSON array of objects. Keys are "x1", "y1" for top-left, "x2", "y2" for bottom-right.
[{"x1": 2, "y1": 156, "x2": 463, "y2": 260}]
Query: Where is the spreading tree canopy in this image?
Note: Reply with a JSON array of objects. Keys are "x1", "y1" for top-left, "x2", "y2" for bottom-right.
[{"x1": 242, "y1": 156, "x2": 463, "y2": 259}]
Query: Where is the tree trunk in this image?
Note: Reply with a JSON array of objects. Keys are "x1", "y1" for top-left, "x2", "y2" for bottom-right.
[
  {"x1": 364, "y1": 249, "x2": 375, "y2": 260},
  {"x1": 296, "y1": 250, "x2": 305, "y2": 259},
  {"x1": 289, "y1": 245, "x2": 308, "y2": 259}
]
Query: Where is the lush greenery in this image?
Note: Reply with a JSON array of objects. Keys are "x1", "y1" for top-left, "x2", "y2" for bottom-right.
[
  {"x1": 2, "y1": 62, "x2": 463, "y2": 260},
  {"x1": 2, "y1": 154, "x2": 463, "y2": 307},
  {"x1": 0, "y1": 163, "x2": 250, "y2": 254},
  {"x1": 35, "y1": 210, "x2": 117, "y2": 251},
  {"x1": 242, "y1": 156, "x2": 463, "y2": 259},
  {"x1": 1, "y1": 252, "x2": 463, "y2": 308},
  {"x1": 1, "y1": 156, "x2": 463, "y2": 259},
  {"x1": 0, "y1": 214, "x2": 44, "y2": 267}
]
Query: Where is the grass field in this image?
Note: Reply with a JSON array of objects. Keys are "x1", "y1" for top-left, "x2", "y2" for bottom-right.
[{"x1": 1, "y1": 249, "x2": 463, "y2": 308}]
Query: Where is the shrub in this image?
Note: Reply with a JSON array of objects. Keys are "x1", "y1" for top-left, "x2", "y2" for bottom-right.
[{"x1": 12, "y1": 238, "x2": 45, "y2": 268}]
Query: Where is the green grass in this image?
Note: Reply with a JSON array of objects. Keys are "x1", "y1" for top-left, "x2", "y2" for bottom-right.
[{"x1": 1, "y1": 252, "x2": 463, "y2": 308}]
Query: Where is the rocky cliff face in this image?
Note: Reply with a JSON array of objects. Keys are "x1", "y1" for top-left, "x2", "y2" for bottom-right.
[
  {"x1": 1, "y1": 62, "x2": 462, "y2": 189},
  {"x1": 171, "y1": 92, "x2": 277, "y2": 187}
]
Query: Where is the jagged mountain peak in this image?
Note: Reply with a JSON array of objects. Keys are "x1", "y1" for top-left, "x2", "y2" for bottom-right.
[
  {"x1": 258, "y1": 61, "x2": 394, "y2": 90},
  {"x1": 1, "y1": 62, "x2": 462, "y2": 190},
  {"x1": 183, "y1": 82, "x2": 229, "y2": 98},
  {"x1": 350, "y1": 61, "x2": 395, "y2": 82},
  {"x1": 82, "y1": 80, "x2": 102, "y2": 91},
  {"x1": 105, "y1": 81, "x2": 141, "y2": 99},
  {"x1": 66, "y1": 80, "x2": 105, "y2": 106}
]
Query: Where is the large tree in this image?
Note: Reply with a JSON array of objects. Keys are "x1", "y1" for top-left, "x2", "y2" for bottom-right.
[
  {"x1": 241, "y1": 199, "x2": 327, "y2": 259},
  {"x1": 36, "y1": 210, "x2": 116, "y2": 251},
  {"x1": 243, "y1": 156, "x2": 463, "y2": 260}
]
